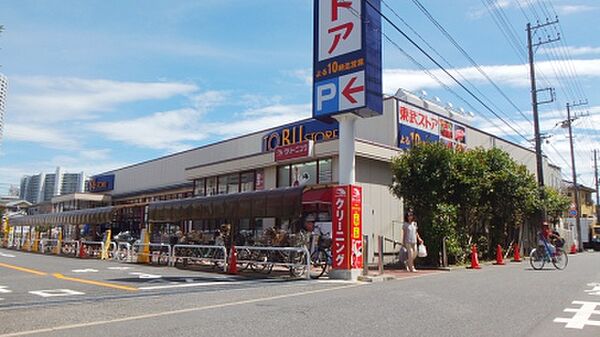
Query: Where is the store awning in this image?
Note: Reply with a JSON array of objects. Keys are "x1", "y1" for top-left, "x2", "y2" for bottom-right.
[
  {"x1": 7, "y1": 206, "x2": 115, "y2": 226},
  {"x1": 147, "y1": 187, "x2": 304, "y2": 222}
]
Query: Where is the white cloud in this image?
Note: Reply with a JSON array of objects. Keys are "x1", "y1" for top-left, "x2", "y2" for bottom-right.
[
  {"x1": 4, "y1": 124, "x2": 81, "y2": 150},
  {"x1": 540, "y1": 46, "x2": 600, "y2": 57},
  {"x1": 7, "y1": 76, "x2": 198, "y2": 123},
  {"x1": 555, "y1": 5, "x2": 597, "y2": 15},
  {"x1": 86, "y1": 101, "x2": 311, "y2": 152},
  {"x1": 210, "y1": 104, "x2": 311, "y2": 137},
  {"x1": 383, "y1": 59, "x2": 600, "y2": 93},
  {"x1": 87, "y1": 108, "x2": 209, "y2": 152}
]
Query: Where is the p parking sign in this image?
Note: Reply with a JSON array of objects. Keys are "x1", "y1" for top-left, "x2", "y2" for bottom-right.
[{"x1": 312, "y1": 0, "x2": 382, "y2": 119}]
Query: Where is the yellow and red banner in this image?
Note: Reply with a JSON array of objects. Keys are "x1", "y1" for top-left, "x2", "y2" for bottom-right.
[{"x1": 331, "y1": 185, "x2": 363, "y2": 270}]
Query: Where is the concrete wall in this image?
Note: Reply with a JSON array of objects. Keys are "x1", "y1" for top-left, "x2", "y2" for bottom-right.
[
  {"x1": 355, "y1": 156, "x2": 403, "y2": 264},
  {"x1": 107, "y1": 132, "x2": 266, "y2": 196}
]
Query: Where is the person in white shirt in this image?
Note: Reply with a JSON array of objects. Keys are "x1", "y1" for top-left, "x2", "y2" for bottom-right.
[{"x1": 403, "y1": 211, "x2": 423, "y2": 272}]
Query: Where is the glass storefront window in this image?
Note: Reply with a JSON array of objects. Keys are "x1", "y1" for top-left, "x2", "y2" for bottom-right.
[
  {"x1": 277, "y1": 158, "x2": 333, "y2": 187},
  {"x1": 318, "y1": 158, "x2": 333, "y2": 183},
  {"x1": 193, "y1": 178, "x2": 205, "y2": 197},
  {"x1": 218, "y1": 176, "x2": 228, "y2": 195},
  {"x1": 278, "y1": 165, "x2": 291, "y2": 187},
  {"x1": 206, "y1": 177, "x2": 218, "y2": 196},
  {"x1": 227, "y1": 173, "x2": 239, "y2": 194},
  {"x1": 291, "y1": 161, "x2": 317, "y2": 186},
  {"x1": 240, "y1": 171, "x2": 255, "y2": 192}
]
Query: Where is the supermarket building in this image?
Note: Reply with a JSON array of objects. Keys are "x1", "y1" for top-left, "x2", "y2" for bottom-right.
[{"x1": 84, "y1": 89, "x2": 562, "y2": 263}]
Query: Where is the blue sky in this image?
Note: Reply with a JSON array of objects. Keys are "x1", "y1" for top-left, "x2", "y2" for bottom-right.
[{"x1": 1, "y1": 0, "x2": 599, "y2": 195}]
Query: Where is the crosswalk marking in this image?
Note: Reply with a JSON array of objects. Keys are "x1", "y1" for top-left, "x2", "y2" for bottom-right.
[{"x1": 554, "y1": 301, "x2": 600, "y2": 329}]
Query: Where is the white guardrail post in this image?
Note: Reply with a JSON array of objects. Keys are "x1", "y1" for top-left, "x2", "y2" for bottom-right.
[
  {"x1": 170, "y1": 244, "x2": 228, "y2": 270},
  {"x1": 132, "y1": 242, "x2": 172, "y2": 265},
  {"x1": 235, "y1": 246, "x2": 311, "y2": 279}
]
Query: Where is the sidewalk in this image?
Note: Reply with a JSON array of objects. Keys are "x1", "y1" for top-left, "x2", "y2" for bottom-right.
[{"x1": 358, "y1": 263, "x2": 445, "y2": 282}]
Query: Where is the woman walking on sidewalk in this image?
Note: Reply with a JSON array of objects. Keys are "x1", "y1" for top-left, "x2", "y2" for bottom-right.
[{"x1": 403, "y1": 211, "x2": 423, "y2": 272}]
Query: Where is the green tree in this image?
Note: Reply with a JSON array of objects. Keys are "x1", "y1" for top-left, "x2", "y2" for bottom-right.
[
  {"x1": 391, "y1": 142, "x2": 454, "y2": 264},
  {"x1": 391, "y1": 143, "x2": 549, "y2": 264}
]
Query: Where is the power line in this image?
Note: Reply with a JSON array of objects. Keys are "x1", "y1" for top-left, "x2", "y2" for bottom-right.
[
  {"x1": 404, "y1": 0, "x2": 534, "y2": 128},
  {"x1": 379, "y1": 0, "x2": 532, "y2": 138},
  {"x1": 364, "y1": 0, "x2": 531, "y2": 143}
]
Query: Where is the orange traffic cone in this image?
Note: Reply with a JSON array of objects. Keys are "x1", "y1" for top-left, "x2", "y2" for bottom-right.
[
  {"x1": 493, "y1": 244, "x2": 505, "y2": 265},
  {"x1": 570, "y1": 243, "x2": 577, "y2": 254},
  {"x1": 79, "y1": 241, "x2": 87, "y2": 258},
  {"x1": 467, "y1": 244, "x2": 481, "y2": 269},
  {"x1": 228, "y1": 245, "x2": 238, "y2": 275},
  {"x1": 512, "y1": 243, "x2": 522, "y2": 262}
]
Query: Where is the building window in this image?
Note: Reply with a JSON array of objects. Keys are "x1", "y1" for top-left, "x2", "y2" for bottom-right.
[
  {"x1": 278, "y1": 165, "x2": 291, "y2": 187},
  {"x1": 292, "y1": 161, "x2": 317, "y2": 186},
  {"x1": 277, "y1": 158, "x2": 333, "y2": 188},
  {"x1": 318, "y1": 158, "x2": 333, "y2": 183},
  {"x1": 206, "y1": 177, "x2": 218, "y2": 196},
  {"x1": 240, "y1": 171, "x2": 255, "y2": 193},
  {"x1": 227, "y1": 173, "x2": 240, "y2": 194},
  {"x1": 193, "y1": 178, "x2": 205, "y2": 197}
]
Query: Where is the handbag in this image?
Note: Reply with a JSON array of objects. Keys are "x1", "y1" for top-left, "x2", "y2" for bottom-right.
[
  {"x1": 417, "y1": 244, "x2": 428, "y2": 258},
  {"x1": 398, "y1": 246, "x2": 408, "y2": 262}
]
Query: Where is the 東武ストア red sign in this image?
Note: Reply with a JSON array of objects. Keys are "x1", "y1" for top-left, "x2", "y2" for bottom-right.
[{"x1": 274, "y1": 141, "x2": 314, "y2": 162}]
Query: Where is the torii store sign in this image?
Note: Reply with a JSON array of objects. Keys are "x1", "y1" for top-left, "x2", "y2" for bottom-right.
[{"x1": 313, "y1": 0, "x2": 382, "y2": 119}]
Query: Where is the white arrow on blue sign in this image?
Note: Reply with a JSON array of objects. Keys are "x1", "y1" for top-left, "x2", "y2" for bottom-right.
[{"x1": 314, "y1": 70, "x2": 365, "y2": 117}]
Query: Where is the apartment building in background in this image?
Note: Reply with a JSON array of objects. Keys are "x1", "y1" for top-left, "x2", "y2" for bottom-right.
[{"x1": 19, "y1": 167, "x2": 86, "y2": 204}]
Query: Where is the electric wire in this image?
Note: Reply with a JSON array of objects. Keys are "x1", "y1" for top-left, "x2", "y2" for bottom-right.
[
  {"x1": 380, "y1": 0, "x2": 532, "y2": 138},
  {"x1": 364, "y1": 0, "x2": 530, "y2": 143},
  {"x1": 405, "y1": 0, "x2": 534, "y2": 129}
]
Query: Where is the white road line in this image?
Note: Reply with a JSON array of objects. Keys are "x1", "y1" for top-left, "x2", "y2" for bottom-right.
[
  {"x1": 0, "y1": 283, "x2": 362, "y2": 337},
  {"x1": 554, "y1": 301, "x2": 600, "y2": 329},
  {"x1": 0, "y1": 286, "x2": 12, "y2": 294},
  {"x1": 107, "y1": 267, "x2": 132, "y2": 270},
  {"x1": 71, "y1": 269, "x2": 98, "y2": 273},
  {"x1": 28, "y1": 289, "x2": 85, "y2": 298},
  {"x1": 129, "y1": 272, "x2": 161, "y2": 279},
  {"x1": 138, "y1": 281, "x2": 247, "y2": 290},
  {"x1": 0, "y1": 252, "x2": 15, "y2": 258}
]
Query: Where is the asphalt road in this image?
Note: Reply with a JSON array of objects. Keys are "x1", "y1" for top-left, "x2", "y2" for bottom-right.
[{"x1": 0, "y1": 247, "x2": 599, "y2": 337}]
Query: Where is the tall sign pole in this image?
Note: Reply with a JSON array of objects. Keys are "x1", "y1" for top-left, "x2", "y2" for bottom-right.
[
  {"x1": 313, "y1": 0, "x2": 382, "y2": 280},
  {"x1": 595, "y1": 149, "x2": 600, "y2": 222}
]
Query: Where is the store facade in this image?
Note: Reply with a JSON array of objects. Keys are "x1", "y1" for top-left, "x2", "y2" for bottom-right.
[{"x1": 69, "y1": 91, "x2": 561, "y2": 264}]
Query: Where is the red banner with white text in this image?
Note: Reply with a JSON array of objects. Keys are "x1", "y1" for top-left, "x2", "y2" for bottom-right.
[{"x1": 331, "y1": 185, "x2": 363, "y2": 270}]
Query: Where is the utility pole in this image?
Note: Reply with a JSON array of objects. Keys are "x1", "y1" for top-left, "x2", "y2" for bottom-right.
[
  {"x1": 526, "y1": 19, "x2": 559, "y2": 226},
  {"x1": 527, "y1": 19, "x2": 559, "y2": 188},
  {"x1": 595, "y1": 149, "x2": 600, "y2": 224},
  {"x1": 564, "y1": 101, "x2": 587, "y2": 251}
]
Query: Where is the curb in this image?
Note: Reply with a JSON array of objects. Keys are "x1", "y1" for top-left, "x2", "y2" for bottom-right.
[{"x1": 357, "y1": 275, "x2": 396, "y2": 282}]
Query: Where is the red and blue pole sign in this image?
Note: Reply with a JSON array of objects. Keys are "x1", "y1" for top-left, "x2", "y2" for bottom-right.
[{"x1": 313, "y1": 0, "x2": 383, "y2": 119}]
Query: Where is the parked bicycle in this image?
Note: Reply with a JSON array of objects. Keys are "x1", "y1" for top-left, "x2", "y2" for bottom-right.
[{"x1": 309, "y1": 232, "x2": 332, "y2": 279}]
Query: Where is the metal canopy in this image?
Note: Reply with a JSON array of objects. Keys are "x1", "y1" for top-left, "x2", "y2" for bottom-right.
[
  {"x1": 8, "y1": 206, "x2": 115, "y2": 226},
  {"x1": 147, "y1": 187, "x2": 304, "y2": 222}
]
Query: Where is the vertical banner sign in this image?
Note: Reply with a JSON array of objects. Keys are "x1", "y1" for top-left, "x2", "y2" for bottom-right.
[
  {"x1": 331, "y1": 185, "x2": 363, "y2": 270},
  {"x1": 313, "y1": 0, "x2": 382, "y2": 119},
  {"x1": 332, "y1": 186, "x2": 350, "y2": 269},
  {"x1": 350, "y1": 185, "x2": 363, "y2": 269}
]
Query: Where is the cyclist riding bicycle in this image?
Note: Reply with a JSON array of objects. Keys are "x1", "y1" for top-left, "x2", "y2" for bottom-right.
[{"x1": 538, "y1": 222, "x2": 562, "y2": 260}]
